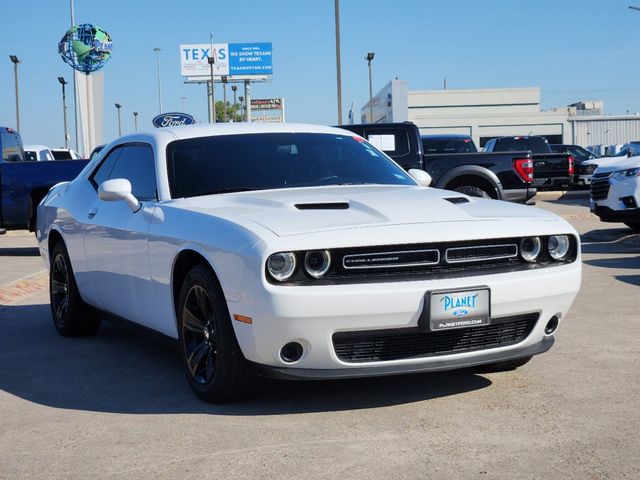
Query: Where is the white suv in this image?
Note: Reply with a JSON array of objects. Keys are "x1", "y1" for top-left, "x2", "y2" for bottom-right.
[{"x1": 590, "y1": 155, "x2": 640, "y2": 231}]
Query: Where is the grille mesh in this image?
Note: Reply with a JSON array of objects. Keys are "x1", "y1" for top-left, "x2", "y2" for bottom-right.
[
  {"x1": 333, "y1": 313, "x2": 538, "y2": 363},
  {"x1": 590, "y1": 179, "x2": 610, "y2": 201}
]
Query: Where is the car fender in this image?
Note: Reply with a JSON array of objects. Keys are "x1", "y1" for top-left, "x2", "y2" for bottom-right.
[{"x1": 435, "y1": 165, "x2": 503, "y2": 197}]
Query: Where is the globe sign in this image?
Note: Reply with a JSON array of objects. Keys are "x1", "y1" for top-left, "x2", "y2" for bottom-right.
[{"x1": 58, "y1": 24, "x2": 112, "y2": 74}]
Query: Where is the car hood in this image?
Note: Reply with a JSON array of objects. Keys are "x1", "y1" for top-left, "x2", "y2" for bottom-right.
[
  {"x1": 180, "y1": 185, "x2": 559, "y2": 237},
  {"x1": 594, "y1": 155, "x2": 640, "y2": 173}
]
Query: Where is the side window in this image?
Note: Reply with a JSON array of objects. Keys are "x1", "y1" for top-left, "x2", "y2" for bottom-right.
[
  {"x1": 363, "y1": 128, "x2": 410, "y2": 156},
  {"x1": 90, "y1": 147, "x2": 122, "y2": 188},
  {"x1": 107, "y1": 145, "x2": 157, "y2": 201},
  {"x1": 1, "y1": 133, "x2": 24, "y2": 162}
]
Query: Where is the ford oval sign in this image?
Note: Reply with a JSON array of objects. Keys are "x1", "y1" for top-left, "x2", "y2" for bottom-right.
[{"x1": 152, "y1": 112, "x2": 195, "y2": 128}]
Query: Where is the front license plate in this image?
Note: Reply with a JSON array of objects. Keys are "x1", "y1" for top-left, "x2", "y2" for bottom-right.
[{"x1": 428, "y1": 288, "x2": 490, "y2": 331}]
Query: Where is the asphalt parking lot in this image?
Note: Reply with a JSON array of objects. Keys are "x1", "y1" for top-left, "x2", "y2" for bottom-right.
[{"x1": 0, "y1": 193, "x2": 638, "y2": 479}]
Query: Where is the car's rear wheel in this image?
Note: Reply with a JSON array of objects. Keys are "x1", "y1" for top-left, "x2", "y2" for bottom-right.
[
  {"x1": 476, "y1": 355, "x2": 533, "y2": 372},
  {"x1": 453, "y1": 185, "x2": 492, "y2": 199},
  {"x1": 49, "y1": 241, "x2": 101, "y2": 336},
  {"x1": 624, "y1": 222, "x2": 640, "y2": 231},
  {"x1": 177, "y1": 265, "x2": 257, "y2": 403}
]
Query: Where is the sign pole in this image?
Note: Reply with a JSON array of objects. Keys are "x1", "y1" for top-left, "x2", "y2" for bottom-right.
[{"x1": 244, "y1": 80, "x2": 252, "y2": 122}]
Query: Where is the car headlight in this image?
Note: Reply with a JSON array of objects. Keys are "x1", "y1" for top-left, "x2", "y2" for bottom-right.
[
  {"x1": 267, "y1": 252, "x2": 297, "y2": 281},
  {"x1": 304, "y1": 250, "x2": 331, "y2": 278},
  {"x1": 612, "y1": 168, "x2": 640, "y2": 180},
  {"x1": 520, "y1": 237, "x2": 542, "y2": 262},
  {"x1": 548, "y1": 235, "x2": 570, "y2": 261}
]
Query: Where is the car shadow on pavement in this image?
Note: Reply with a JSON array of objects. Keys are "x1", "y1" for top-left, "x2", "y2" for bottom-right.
[
  {"x1": 0, "y1": 303, "x2": 492, "y2": 415},
  {"x1": 0, "y1": 246, "x2": 40, "y2": 257},
  {"x1": 580, "y1": 228, "x2": 639, "y2": 254}
]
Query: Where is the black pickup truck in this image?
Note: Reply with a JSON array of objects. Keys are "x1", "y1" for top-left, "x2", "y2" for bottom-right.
[
  {"x1": 0, "y1": 127, "x2": 88, "y2": 233},
  {"x1": 340, "y1": 123, "x2": 535, "y2": 203},
  {"x1": 483, "y1": 136, "x2": 573, "y2": 189}
]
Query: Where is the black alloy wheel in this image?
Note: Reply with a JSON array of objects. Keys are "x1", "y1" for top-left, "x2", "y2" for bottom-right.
[
  {"x1": 51, "y1": 252, "x2": 70, "y2": 328},
  {"x1": 49, "y1": 241, "x2": 101, "y2": 336},
  {"x1": 181, "y1": 284, "x2": 218, "y2": 384},
  {"x1": 177, "y1": 265, "x2": 257, "y2": 403}
]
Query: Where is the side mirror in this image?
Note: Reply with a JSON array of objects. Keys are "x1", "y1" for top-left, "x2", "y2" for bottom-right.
[
  {"x1": 408, "y1": 168, "x2": 432, "y2": 187},
  {"x1": 98, "y1": 178, "x2": 140, "y2": 212}
]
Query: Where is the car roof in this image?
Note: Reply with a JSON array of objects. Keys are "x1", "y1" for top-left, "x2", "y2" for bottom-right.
[
  {"x1": 421, "y1": 134, "x2": 472, "y2": 139},
  {"x1": 24, "y1": 144, "x2": 50, "y2": 151}
]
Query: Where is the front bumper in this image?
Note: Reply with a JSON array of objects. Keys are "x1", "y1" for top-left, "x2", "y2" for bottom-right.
[
  {"x1": 230, "y1": 262, "x2": 581, "y2": 375},
  {"x1": 592, "y1": 205, "x2": 640, "y2": 222},
  {"x1": 253, "y1": 336, "x2": 554, "y2": 380},
  {"x1": 590, "y1": 175, "x2": 640, "y2": 222}
]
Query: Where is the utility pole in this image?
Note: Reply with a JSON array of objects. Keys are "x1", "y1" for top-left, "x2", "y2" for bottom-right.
[
  {"x1": 153, "y1": 48, "x2": 163, "y2": 113},
  {"x1": 9, "y1": 55, "x2": 21, "y2": 132},
  {"x1": 222, "y1": 76, "x2": 228, "y2": 122},
  {"x1": 70, "y1": 0, "x2": 79, "y2": 152},
  {"x1": 334, "y1": 0, "x2": 343, "y2": 124},
  {"x1": 115, "y1": 103, "x2": 122, "y2": 136},
  {"x1": 366, "y1": 52, "x2": 375, "y2": 122},
  {"x1": 208, "y1": 33, "x2": 216, "y2": 123},
  {"x1": 58, "y1": 77, "x2": 69, "y2": 148},
  {"x1": 244, "y1": 80, "x2": 252, "y2": 122}
]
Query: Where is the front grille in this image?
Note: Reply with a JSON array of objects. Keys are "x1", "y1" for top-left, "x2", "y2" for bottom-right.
[
  {"x1": 593, "y1": 172, "x2": 612, "y2": 179},
  {"x1": 590, "y1": 179, "x2": 610, "y2": 201},
  {"x1": 333, "y1": 313, "x2": 538, "y2": 363},
  {"x1": 445, "y1": 244, "x2": 517, "y2": 264}
]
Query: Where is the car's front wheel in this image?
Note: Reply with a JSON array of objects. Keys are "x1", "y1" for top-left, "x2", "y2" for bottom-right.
[
  {"x1": 177, "y1": 265, "x2": 257, "y2": 403},
  {"x1": 49, "y1": 241, "x2": 101, "y2": 336},
  {"x1": 624, "y1": 222, "x2": 640, "y2": 231}
]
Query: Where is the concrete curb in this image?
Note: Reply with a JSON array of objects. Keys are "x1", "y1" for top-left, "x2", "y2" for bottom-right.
[{"x1": 534, "y1": 190, "x2": 590, "y2": 201}]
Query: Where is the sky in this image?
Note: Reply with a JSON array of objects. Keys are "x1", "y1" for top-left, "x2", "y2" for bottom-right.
[{"x1": 2, "y1": 0, "x2": 640, "y2": 152}]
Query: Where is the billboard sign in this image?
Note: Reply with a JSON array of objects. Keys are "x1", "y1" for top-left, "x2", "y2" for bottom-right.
[
  {"x1": 152, "y1": 112, "x2": 195, "y2": 128},
  {"x1": 251, "y1": 98, "x2": 282, "y2": 111},
  {"x1": 250, "y1": 98, "x2": 285, "y2": 123},
  {"x1": 180, "y1": 43, "x2": 272, "y2": 77}
]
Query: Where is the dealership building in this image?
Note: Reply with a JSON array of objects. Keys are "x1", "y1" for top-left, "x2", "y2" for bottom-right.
[{"x1": 360, "y1": 80, "x2": 640, "y2": 151}]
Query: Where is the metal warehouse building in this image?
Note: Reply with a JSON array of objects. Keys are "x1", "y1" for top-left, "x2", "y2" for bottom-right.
[{"x1": 360, "y1": 80, "x2": 640, "y2": 149}]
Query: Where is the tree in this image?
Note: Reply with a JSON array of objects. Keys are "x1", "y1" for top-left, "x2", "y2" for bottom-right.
[{"x1": 215, "y1": 101, "x2": 243, "y2": 123}]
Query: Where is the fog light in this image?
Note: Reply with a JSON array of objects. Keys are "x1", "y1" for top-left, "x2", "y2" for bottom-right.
[
  {"x1": 621, "y1": 196, "x2": 637, "y2": 208},
  {"x1": 520, "y1": 237, "x2": 542, "y2": 262},
  {"x1": 545, "y1": 315, "x2": 560, "y2": 335},
  {"x1": 280, "y1": 342, "x2": 303, "y2": 363},
  {"x1": 548, "y1": 235, "x2": 570, "y2": 261}
]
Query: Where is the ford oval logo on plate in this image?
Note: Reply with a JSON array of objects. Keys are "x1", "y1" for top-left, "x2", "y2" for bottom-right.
[
  {"x1": 453, "y1": 309, "x2": 468, "y2": 317},
  {"x1": 152, "y1": 112, "x2": 195, "y2": 128}
]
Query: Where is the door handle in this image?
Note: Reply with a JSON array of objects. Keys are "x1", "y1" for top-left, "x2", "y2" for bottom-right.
[{"x1": 88, "y1": 208, "x2": 98, "y2": 219}]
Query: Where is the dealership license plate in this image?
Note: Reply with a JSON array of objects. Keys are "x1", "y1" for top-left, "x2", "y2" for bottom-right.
[{"x1": 428, "y1": 288, "x2": 490, "y2": 331}]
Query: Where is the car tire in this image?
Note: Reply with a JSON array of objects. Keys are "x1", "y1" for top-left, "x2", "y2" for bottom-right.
[
  {"x1": 49, "y1": 241, "x2": 101, "y2": 337},
  {"x1": 453, "y1": 185, "x2": 492, "y2": 199},
  {"x1": 177, "y1": 265, "x2": 258, "y2": 403},
  {"x1": 476, "y1": 355, "x2": 533, "y2": 372},
  {"x1": 624, "y1": 222, "x2": 640, "y2": 231}
]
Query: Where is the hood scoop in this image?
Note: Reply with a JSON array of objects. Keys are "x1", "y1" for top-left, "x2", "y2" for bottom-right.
[
  {"x1": 295, "y1": 202, "x2": 350, "y2": 210},
  {"x1": 443, "y1": 197, "x2": 470, "y2": 205}
]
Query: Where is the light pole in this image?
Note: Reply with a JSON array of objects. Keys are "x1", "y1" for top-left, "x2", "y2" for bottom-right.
[
  {"x1": 222, "y1": 76, "x2": 228, "y2": 122},
  {"x1": 208, "y1": 56, "x2": 216, "y2": 123},
  {"x1": 181, "y1": 96, "x2": 186, "y2": 111},
  {"x1": 239, "y1": 95, "x2": 244, "y2": 119},
  {"x1": 334, "y1": 0, "x2": 343, "y2": 124},
  {"x1": 115, "y1": 103, "x2": 122, "y2": 136},
  {"x1": 133, "y1": 111, "x2": 138, "y2": 132},
  {"x1": 9, "y1": 55, "x2": 21, "y2": 132},
  {"x1": 231, "y1": 85, "x2": 238, "y2": 121},
  {"x1": 153, "y1": 47, "x2": 163, "y2": 113},
  {"x1": 366, "y1": 52, "x2": 375, "y2": 122},
  {"x1": 58, "y1": 77, "x2": 69, "y2": 148},
  {"x1": 630, "y1": 5, "x2": 640, "y2": 11}
]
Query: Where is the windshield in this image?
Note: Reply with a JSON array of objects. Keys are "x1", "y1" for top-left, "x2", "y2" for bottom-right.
[
  {"x1": 166, "y1": 133, "x2": 415, "y2": 198},
  {"x1": 52, "y1": 150, "x2": 72, "y2": 160}
]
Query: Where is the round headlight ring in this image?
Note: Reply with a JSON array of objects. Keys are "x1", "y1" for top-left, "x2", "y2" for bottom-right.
[
  {"x1": 304, "y1": 250, "x2": 332, "y2": 279},
  {"x1": 520, "y1": 237, "x2": 542, "y2": 263},
  {"x1": 267, "y1": 252, "x2": 297, "y2": 281},
  {"x1": 548, "y1": 235, "x2": 570, "y2": 261}
]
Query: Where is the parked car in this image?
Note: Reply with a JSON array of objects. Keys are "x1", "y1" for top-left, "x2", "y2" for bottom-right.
[
  {"x1": 38, "y1": 123, "x2": 582, "y2": 402},
  {"x1": 551, "y1": 144, "x2": 599, "y2": 186},
  {"x1": 590, "y1": 155, "x2": 640, "y2": 230},
  {"x1": 483, "y1": 136, "x2": 573, "y2": 189},
  {"x1": 0, "y1": 127, "x2": 88, "y2": 233},
  {"x1": 51, "y1": 148, "x2": 82, "y2": 160},
  {"x1": 24, "y1": 144, "x2": 55, "y2": 162},
  {"x1": 340, "y1": 124, "x2": 535, "y2": 203}
]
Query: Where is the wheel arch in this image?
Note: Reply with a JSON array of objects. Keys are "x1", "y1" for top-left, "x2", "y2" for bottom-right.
[
  {"x1": 436, "y1": 166, "x2": 502, "y2": 199},
  {"x1": 171, "y1": 248, "x2": 224, "y2": 332}
]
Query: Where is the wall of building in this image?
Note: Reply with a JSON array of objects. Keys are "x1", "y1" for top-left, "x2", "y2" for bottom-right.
[{"x1": 570, "y1": 116, "x2": 640, "y2": 149}]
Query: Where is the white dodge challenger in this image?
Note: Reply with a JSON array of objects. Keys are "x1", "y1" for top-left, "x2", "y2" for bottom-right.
[{"x1": 37, "y1": 124, "x2": 582, "y2": 402}]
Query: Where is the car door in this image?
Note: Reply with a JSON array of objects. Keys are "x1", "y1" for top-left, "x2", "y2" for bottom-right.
[{"x1": 82, "y1": 143, "x2": 158, "y2": 326}]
